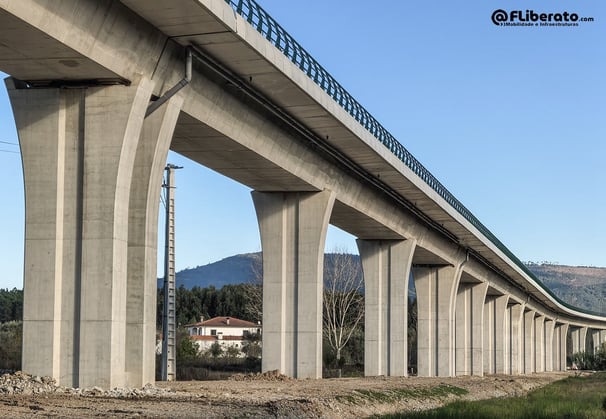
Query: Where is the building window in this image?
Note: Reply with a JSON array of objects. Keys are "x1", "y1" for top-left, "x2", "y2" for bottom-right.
[{"x1": 211, "y1": 329, "x2": 217, "y2": 336}]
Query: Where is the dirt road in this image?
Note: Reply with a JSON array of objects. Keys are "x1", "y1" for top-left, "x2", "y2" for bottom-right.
[{"x1": 0, "y1": 371, "x2": 573, "y2": 418}]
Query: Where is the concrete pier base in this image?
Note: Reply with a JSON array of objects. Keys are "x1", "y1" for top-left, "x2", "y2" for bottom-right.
[
  {"x1": 523, "y1": 310, "x2": 536, "y2": 374},
  {"x1": 571, "y1": 326, "x2": 588, "y2": 354},
  {"x1": 554, "y1": 323, "x2": 569, "y2": 371},
  {"x1": 252, "y1": 190, "x2": 335, "y2": 379},
  {"x1": 508, "y1": 303, "x2": 524, "y2": 374},
  {"x1": 413, "y1": 265, "x2": 460, "y2": 377},
  {"x1": 8, "y1": 77, "x2": 157, "y2": 388},
  {"x1": 482, "y1": 294, "x2": 508, "y2": 374},
  {"x1": 125, "y1": 96, "x2": 182, "y2": 386},
  {"x1": 544, "y1": 319, "x2": 555, "y2": 371},
  {"x1": 534, "y1": 316, "x2": 545, "y2": 372},
  {"x1": 357, "y1": 239, "x2": 415, "y2": 377},
  {"x1": 455, "y1": 281, "x2": 487, "y2": 376}
]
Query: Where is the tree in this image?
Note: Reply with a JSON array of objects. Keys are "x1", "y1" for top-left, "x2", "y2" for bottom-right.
[
  {"x1": 0, "y1": 321, "x2": 22, "y2": 370},
  {"x1": 207, "y1": 341, "x2": 223, "y2": 359},
  {"x1": 242, "y1": 332, "x2": 262, "y2": 359},
  {"x1": 176, "y1": 328, "x2": 198, "y2": 362},
  {"x1": 224, "y1": 345, "x2": 241, "y2": 362},
  {"x1": 242, "y1": 252, "x2": 263, "y2": 324},
  {"x1": 322, "y1": 250, "x2": 364, "y2": 367}
]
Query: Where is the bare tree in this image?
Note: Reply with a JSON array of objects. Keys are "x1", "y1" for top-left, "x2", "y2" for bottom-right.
[
  {"x1": 243, "y1": 252, "x2": 263, "y2": 323},
  {"x1": 323, "y1": 250, "x2": 364, "y2": 367}
]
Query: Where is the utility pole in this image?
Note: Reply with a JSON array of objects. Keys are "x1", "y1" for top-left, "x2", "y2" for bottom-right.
[{"x1": 161, "y1": 163, "x2": 182, "y2": 381}]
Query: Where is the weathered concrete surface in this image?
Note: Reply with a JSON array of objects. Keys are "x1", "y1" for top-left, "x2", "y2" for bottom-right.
[
  {"x1": 357, "y1": 239, "x2": 415, "y2": 377},
  {"x1": 7, "y1": 76, "x2": 158, "y2": 388},
  {"x1": 252, "y1": 190, "x2": 335, "y2": 379}
]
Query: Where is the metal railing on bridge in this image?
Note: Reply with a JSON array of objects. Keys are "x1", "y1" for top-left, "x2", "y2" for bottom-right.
[{"x1": 224, "y1": 0, "x2": 603, "y2": 316}]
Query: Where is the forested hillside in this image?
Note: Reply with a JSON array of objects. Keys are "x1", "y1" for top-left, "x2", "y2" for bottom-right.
[{"x1": 525, "y1": 263, "x2": 606, "y2": 314}]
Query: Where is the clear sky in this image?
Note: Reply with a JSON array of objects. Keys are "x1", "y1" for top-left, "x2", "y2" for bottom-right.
[{"x1": 0, "y1": 1, "x2": 604, "y2": 290}]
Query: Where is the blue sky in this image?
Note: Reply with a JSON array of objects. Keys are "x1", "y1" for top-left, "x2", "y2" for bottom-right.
[{"x1": 0, "y1": 1, "x2": 604, "y2": 290}]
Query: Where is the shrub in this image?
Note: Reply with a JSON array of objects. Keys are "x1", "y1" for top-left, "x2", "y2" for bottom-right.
[{"x1": 0, "y1": 321, "x2": 22, "y2": 371}]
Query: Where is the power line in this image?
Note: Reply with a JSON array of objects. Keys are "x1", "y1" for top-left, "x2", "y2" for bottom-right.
[
  {"x1": 0, "y1": 140, "x2": 18, "y2": 146},
  {"x1": 0, "y1": 149, "x2": 19, "y2": 154}
]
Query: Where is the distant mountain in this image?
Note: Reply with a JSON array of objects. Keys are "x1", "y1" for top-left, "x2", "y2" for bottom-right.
[
  {"x1": 160, "y1": 255, "x2": 606, "y2": 314},
  {"x1": 157, "y1": 253, "x2": 261, "y2": 289}
]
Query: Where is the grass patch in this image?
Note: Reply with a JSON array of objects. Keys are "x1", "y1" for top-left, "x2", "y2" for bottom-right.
[
  {"x1": 336, "y1": 384, "x2": 468, "y2": 405},
  {"x1": 379, "y1": 372, "x2": 606, "y2": 418}
]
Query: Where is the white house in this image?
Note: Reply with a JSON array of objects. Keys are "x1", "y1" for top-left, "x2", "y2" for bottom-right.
[{"x1": 185, "y1": 316, "x2": 261, "y2": 355}]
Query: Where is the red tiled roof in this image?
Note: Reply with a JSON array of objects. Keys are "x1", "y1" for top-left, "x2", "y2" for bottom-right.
[{"x1": 186, "y1": 316, "x2": 260, "y2": 328}]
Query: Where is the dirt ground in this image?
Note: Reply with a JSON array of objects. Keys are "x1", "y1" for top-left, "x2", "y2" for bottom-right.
[{"x1": 0, "y1": 371, "x2": 575, "y2": 418}]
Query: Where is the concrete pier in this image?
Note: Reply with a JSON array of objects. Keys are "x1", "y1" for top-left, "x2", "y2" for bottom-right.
[
  {"x1": 8, "y1": 77, "x2": 159, "y2": 388},
  {"x1": 357, "y1": 239, "x2": 415, "y2": 377},
  {"x1": 252, "y1": 190, "x2": 335, "y2": 379}
]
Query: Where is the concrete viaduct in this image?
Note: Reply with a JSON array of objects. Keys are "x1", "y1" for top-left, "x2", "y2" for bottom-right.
[{"x1": 1, "y1": 0, "x2": 604, "y2": 388}]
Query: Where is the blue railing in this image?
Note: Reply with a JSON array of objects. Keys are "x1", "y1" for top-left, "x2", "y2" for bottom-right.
[{"x1": 223, "y1": 0, "x2": 603, "y2": 316}]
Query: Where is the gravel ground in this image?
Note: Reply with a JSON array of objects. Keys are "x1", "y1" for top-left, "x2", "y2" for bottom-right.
[{"x1": 0, "y1": 370, "x2": 574, "y2": 418}]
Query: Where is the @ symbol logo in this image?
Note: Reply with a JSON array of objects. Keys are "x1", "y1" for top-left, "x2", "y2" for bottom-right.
[{"x1": 492, "y1": 9, "x2": 508, "y2": 25}]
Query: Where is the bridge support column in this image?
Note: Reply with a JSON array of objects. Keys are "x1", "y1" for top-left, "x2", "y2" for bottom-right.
[
  {"x1": 413, "y1": 265, "x2": 459, "y2": 377},
  {"x1": 8, "y1": 77, "x2": 156, "y2": 388},
  {"x1": 544, "y1": 319, "x2": 555, "y2": 371},
  {"x1": 571, "y1": 327, "x2": 588, "y2": 354},
  {"x1": 483, "y1": 295, "x2": 508, "y2": 374},
  {"x1": 534, "y1": 316, "x2": 545, "y2": 372},
  {"x1": 508, "y1": 303, "x2": 524, "y2": 374},
  {"x1": 252, "y1": 190, "x2": 335, "y2": 379},
  {"x1": 455, "y1": 281, "x2": 487, "y2": 376},
  {"x1": 591, "y1": 329, "x2": 602, "y2": 353},
  {"x1": 126, "y1": 97, "x2": 183, "y2": 386},
  {"x1": 523, "y1": 310, "x2": 536, "y2": 373},
  {"x1": 554, "y1": 323, "x2": 569, "y2": 371},
  {"x1": 357, "y1": 239, "x2": 415, "y2": 377}
]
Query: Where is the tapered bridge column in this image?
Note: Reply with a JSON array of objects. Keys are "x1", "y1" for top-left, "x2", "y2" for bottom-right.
[
  {"x1": 126, "y1": 97, "x2": 183, "y2": 386},
  {"x1": 357, "y1": 239, "x2": 416, "y2": 377},
  {"x1": 455, "y1": 280, "x2": 487, "y2": 376},
  {"x1": 523, "y1": 310, "x2": 536, "y2": 373},
  {"x1": 571, "y1": 327, "x2": 588, "y2": 354},
  {"x1": 544, "y1": 319, "x2": 555, "y2": 371},
  {"x1": 508, "y1": 303, "x2": 524, "y2": 374},
  {"x1": 252, "y1": 190, "x2": 335, "y2": 379},
  {"x1": 413, "y1": 265, "x2": 460, "y2": 377},
  {"x1": 8, "y1": 77, "x2": 158, "y2": 388},
  {"x1": 591, "y1": 329, "x2": 604, "y2": 353},
  {"x1": 483, "y1": 295, "x2": 508, "y2": 374},
  {"x1": 534, "y1": 315, "x2": 545, "y2": 372},
  {"x1": 554, "y1": 323, "x2": 569, "y2": 371}
]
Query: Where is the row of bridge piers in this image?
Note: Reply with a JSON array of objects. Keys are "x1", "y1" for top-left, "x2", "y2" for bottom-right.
[
  {"x1": 252, "y1": 190, "x2": 606, "y2": 380},
  {"x1": 6, "y1": 76, "x2": 605, "y2": 390}
]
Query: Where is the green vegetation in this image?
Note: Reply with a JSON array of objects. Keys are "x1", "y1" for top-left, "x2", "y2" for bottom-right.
[
  {"x1": 167, "y1": 328, "x2": 262, "y2": 381},
  {"x1": 0, "y1": 320, "x2": 22, "y2": 370},
  {"x1": 0, "y1": 288, "x2": 22, "y2": 323},
  {"x1": 380, "y1": 372, "x2": 606, "y2": 418},
  {"x1": 570, "y1": 343, "x2": 606, "y2": 371}
]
